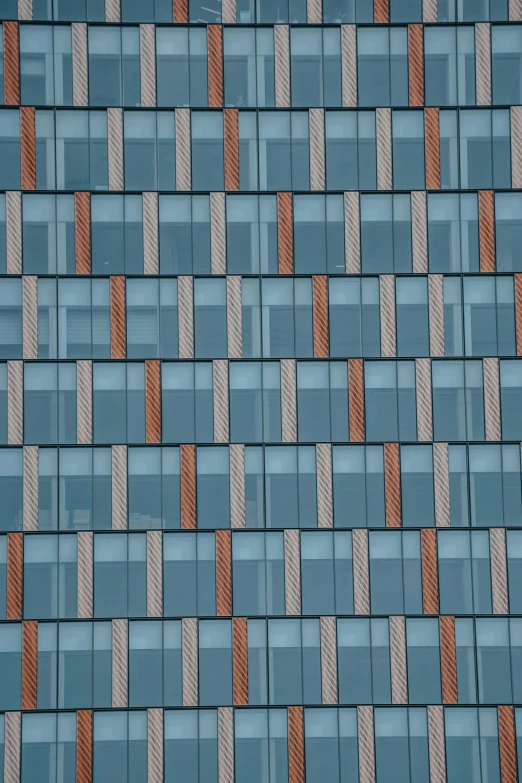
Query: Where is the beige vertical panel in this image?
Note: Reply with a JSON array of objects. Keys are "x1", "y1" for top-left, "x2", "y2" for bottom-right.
[
  {"x1": 316, "y1": 444, "x2": 333, "y2": 529},
  {"x1": 140, "y1": 25, "x2": 156, "y2": 108},
  {"x1": 211, "y1": 192, "x2": 227, "y2": 275},
  {"x1": 222, "y1": 0, "x2": 236, "y2": 22},
  {"x1": 230, "y1": 444, "x2": 246, "y2": 529},
  {"x1": 213, "y1": 360, "x2": 229, "y2": 444},
  {"x1": 490, "y1": 528, "x2": 509, "y2": 615},
  {"x1": 433, "y1": 443, "x2": 450, "y2": 528},
  {"x1": 416, "y1": 359, "x2": 433, "y2": 442},
  {"x1": 281, "y1": 360, "x2": 297, "y2": 443},
  {"x1": 484, "y1": 358, "x2": 501, "y2": 441},
  {"x1": 341, "y1": 26, "x2": 357, "y2": 108},
  {"x1": 357, "y1": 706, "x2": 376, "y2": 783},
  {"x1": 77, "y1": 531, "x2": 93, "y2": 619},
  {"x1": 353, "y1": 529, "x2": 370, "y2": 615},
  {"x1": 112, "y1": 619, "x2": 128, "y2": 708},
  {"x1": 511, "y1": 107, "x2": 522, "y2": 188},
  {"x1": 148, "y1": 709, "x2": 163, "y2": 783},
  {"x1": 510, "y1": 0, "x2": 522, "y2": 19},
  {"x1": 6, "y1": 192, "x2": 22, "y2": 276},
  {"x1": 4, "y1": 712, "x2": 21, "y2": 783},
  {"x1": 72, "y1": 24, "x2": 88, "y2": 107},
  {"x1": 344, "y1": 192, "x2": 361, "y2": 274},
  {"x1": 389, "y1": 616, "x2": 408, "y2": 704},
  {"x1": 411, "y1": 192, "x2": 428, "y2": 273},
  {"x1": 178, "y1": 276, "x2": 194, "y2": 359},
  {"x1": 320, "y1": 617, "x2": 337, "y2": 704},
  {"x1": 309, "y1": 110, "x2": 325, "y2": 192},
  {"x1": 22, "y1": 276, "x2": 37, "y2": 360},
  {"x1": 429, "y1": 275, "x2": 445, "y2": 357},
  {"x1": 475, "y1": 24, "x2": 492, "y2": 106},
  {"x1": 376, "y1": 108, "x2": 392, "y2": 191},
  {"x1": 105, "y1": 0, "x2": 120, "y2": 22},
  {"x1": 76, "y1": 361, "x2": 92, "y2": 445},
  {"x1": 176, "y1": 109, "x2": 191, "y2": 191},
  {"x1": 218, "y1": 708, "x2": 234, "y2": 783},
  {"x1": 307, "y1": 0, "x2": 322, "y2": 22},
  {"x1": 274, "y1": 26, "x2": 290, "y2": 108},
  {"x1": 23, "y1": 446, "x2": 38, "y2": 532},
  {"x1": 18, "y1": 0, "x2": 33, "y2": 20},
  {"x1": 428, "y1": 706, "x2": 447, "y2": 783},
  {"x1": 423, "y1": 0, "x2": 437, "y2": 22},
  {"x1": 284, "y1": 529, "x2": 301, "y2": 616},
  {"x1": 143, "y1": 193, "x2": 159, "y2": 275},
  {"x1": 108, "y1": 108, "x2": 124, "y2": 191},
  {"x1": 182, "y1": 618, "x2": 198, "y2": 706},
  {"x1": 7, "y1": 361, "x2": 23, "y2": 446},
  {"x1": 227, "y1": 276, "x2": 242, "y2": 359},
  {"x1": 380, "y1": 275, "x2": 396, "y2": 357},
  {"x1": 147, "y1": 531, "x2": 163, "y2": 618},
  {"x1": 112, "y1": 445, "x2": 127, "y2": 531}
]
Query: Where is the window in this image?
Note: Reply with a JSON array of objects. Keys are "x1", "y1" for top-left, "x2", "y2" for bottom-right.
[
  {"x1": 157, "y1": 28, "x2": 207, "y2": 107},
  {"x1": 294, "y1": 195, "x2": 344, "y2": 274},
  {"x1": 445, "y1": 708, "x2": 501, "y2": 783},
  {"x1": 290, "y1": 28, "x2": 341, "y2": 107},
  {"x1": 361, "y1": 195, "x2": 412, "y2": 274},
  {"x1": 444, "y1": 278, "x2": 464, "y2": 357},
  {"x1": 390, "y1": 0, "x2": 421, "y2": 19},
  {"x1": 128, "y1": 620, "x2": 163, "y2": 707},
  {"x1": 164, "y1": 532, "x2": 216, "y2": 616},
  {"x1": 194, "y1": 279, "x2": 227, "y2": 358},
  {"x1": 122, "y1": 0, "x2": 172, "y2": 21},
  {"x1": 325, "y1": 111, "x2": 377, "y2": 191},
  {"x1": 455, "y1": 618, "x2": 477, "y2": 703},
  {"x1": 261, "y1": 279, "x2": 313, "y2": 358},
  {"x1": 190, "y1": 0, "x2": 222, "y2": 21},
  {"x1": 35, "y1": 622, "x2": 58, "y2": 707},
  {"x1": 235, "y1": 709, "x2": 288, "y2": 783},
  {"x1": 323, "y1": 0, "x2": 373, "y2": 20},
  {"x1": 124, "y1": 111, "x2": 175, "y2": 191},
  {"x1": 364, "y1": 361, "x2": 417, "y2": 442},
  {"x1": 51, "y1": 278, "x2": 110, "y2": 359},
  {"x1": 55, "y1": 110, "x2": 108, "y2": 191},
  {"x1": 458, "y1": 109, "x2": 511, "y2": 190},
  {"x1": 0, "y1": 449, "x2": 22, "y2": 531},
  {"x1": 128, "y1": 447, "x2": 180, "y2": 529},
  {"x1": 400, "y1": 446, "x2": 435, "y2": 527},
  {"x1": 159, "y1": 195, "x2": 211, "y2": 274},
  {"x1": 223, "y1": 28, "x2": 274, "y2": 108},
  {"x1": 264, "y1": 447, "x2": 318, "y2": 529},
  {"x1": 492, "y1": 26, "x2": 522, "y2": 106},
  {"x1": 259, "y1": 112, "x2": 310, "y2": 191},
  {"x1": 304, "y1": 708, "x2": 359, "y2": 783},
  {"x1": 396, "y1": 277, "x2": 429, "y2": 357},
  {"x1": 58, "y1": 621, "x2": 111, "y2": 708},
  {"x1": 392, "y1": 111, "x2": 425, "y2": 191},
  {"x1": 24, "y1": 363, "x2": 77, "y2": 445},
  {"x1": 227, "y1": 196, "x2": 277, "y2": 274},
  {"x1": 93, "y1": 363, "x2": 145, "y2": 444},
  {"x1": 199, "y1": 620, "x2": 232, "y2": 706},
  {"x1": 406, "y1": 619, "x2": 441, "y2": 704},
  {"x1": 357, "y1": 28, "x2": 408, "y2": 107},
  {"x1": 475, "y1": 618, "x2": 512, "y2": 704},
  {"x1": 432, "y1": 360, "x2": 485, "y2": 441},
  {"x1": 500, "y1": 361, "x2": 522, "y2": 440},
  {"x1": 58, "y1": 447, "x2": 112, "y2": 531},
  {"x1": 463, "y1": 277, "x2": 515, "y2": 356},
  {"x1": 438, "y1": 0, "x2": 507, "y2": 20},
  {"x1": 255, "y1": 0, "x2": 306, "y2": 22},
  {"x1": 232, "y1": 531, "x2": 285, "y2": 615},
  {"x1": 229, "y1": 362, "x2": 281, "y2": 443},
  {"x1": 93, "y1": 533, "x2": 146, "y2": 618},
  {"x1": 242, "y1": 279, "x2": 262, "y2": 358},
  {"x1": 53, "y1": 0, "x2": 105, "y2": 20},
  {"x1": 495, "y1": 193, "x2": 522, "y2": 272},
  {"x1": 337, "y1": 619, "x2": 391, "y2": 704},
  {"x1": 428, "y1": 193, "x2": 479, "y2": 273},
  {"x1": 0, "y1": 110, "x2": 20, "y2": 189},
  {"x1": 239, "y1": 112, "x2": 259, "y2": 190},
  {"x1": 301, "y1": 532, "x2": 340, "y2": 615},
  {"x1": 21, "y1": 713, "x2": 76, "y2": 783},
  {"x1": 20, "y1": 26, "x2": 72, "y2": 106},
  {"x1": 23, "y1": 194, "x2": 75, "y2": 275},
  {"x1": 374, "y1": 708, "x2": 429, "y2": 783},
  {"x1": 0, "y1": 278, "x2": 22, "y2": 358},
  {"x1": 438, "y1": 530, "x2": 492, "y2": 614},
  {"x1": 161, "y1": 362, "x2": 213, "y2": 443},
  {"x1": 126, "y1": 278, "x2": 178, "y2": 359},
  {"x1": 88, "y1": 27, "x2": 140, "y2": 107},
  {"x1": 468, "y1": 444, "x2": 522, "y2": 528},
  {"x1": 296, "y1": 362, "x2": 349, "y2": 443},
  {"x1": 0, "y1": 624, "x2": 21, "y2": 710},
  {"x1": 91, "y1": 195, "x2": 143, "y2": 274},
  {"x1": 424, "y1": 27, "x2": 475, "y2": 106},
  {"x1": 329, "y1": 278, "x2": 380, "y2": 358},
  {"x1": 333, "y1": 446, "x2": 386, "y2": 528},
  {"x1": 267, "y1": 619, "x2": 321, "y2": 705},
  {"x1": 197, "y1": 447, "x2": 230, "y2": 529},
  {"x1": 369, "y1": 531, "x2": 423, "y2": 614},
  {"x1": 191, "y1": 112, "x2": 224, "y2": 191},
  {"x1": 93, "y1": 712, "x2": 147, "y2": 783},
  {"x1": 164, "y1": 710, "x2": 218, "y2": 783},
  {"x1": 24, "y1": 534, "x2": 77, "y2": 619}
]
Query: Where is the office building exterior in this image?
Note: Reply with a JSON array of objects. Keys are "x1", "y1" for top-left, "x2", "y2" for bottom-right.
[{"x1": 0, "y1": 0, "x2": 522, "y2": 780}]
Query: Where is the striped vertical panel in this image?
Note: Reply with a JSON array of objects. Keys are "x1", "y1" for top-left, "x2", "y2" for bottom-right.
[
  {"x1": 232, "y1": 617, "x2": 248, "y2": 705},
  {"x1": 4, "y1": 712, "x2": 21, "y2": 783},
  {"x1": 389, "y1": 616, "x2": 408, "y2": 704},
  {"x1": 148, "y1": 709, "x2": 164, "y2": 783},
  {"x1": 23, "y1": 446, "x2": 38, "y2": 532},
  {"x1": 353, "y1": 529, "x2": 370, "y2": 615},
  {"x1": 218, "y1": 708, "x2": 234, "y2": 783},
  {"x1": 515, "y1": 275, "x2": 522, "y2": 355},
  {"x1": 490, "y1": 528, "x2": 509, "y2": 615},
  {"x1": 428, "y1": 706, "x2": 447, "y2": 783},
  {"x1": 344, "y1": 192, "x2": 361, "y2": 274},
  {"x1": 379, "y1": 275, "x2": 396, "y2": 357},
  {"x1": 3, "y1": 23, "x2": 20, "y2": 106},
  {"x1": 175, "y1": 109, "x2": 192, "y2": 191},
  {"x1": 222, "y1": 0, "x2": 236, "y2": 22},
  {"x1": 21, "y1": 107, "x2": 36, "y2": 190},
  {"x1": 6, "y1": 534, "x2": 23, "y2": 620},
  {"x1": 210, "y1": 192, "x2": 227, "y2": 275},
  {"x1": 208, "y1": 26, "x2": 223, "y2": 107},
  {"x1": 227, "y1": 276, "x2": 242, "y2": 359},
  {"x1": 7, "y1": 361, "x2": 23, "y2": 445},
  {"x1": 182, "y1": 618, "x2": 198, "y2": 706},
  {"x1": 140, "y1": 25, "x2": 156, "y2": 108},
  {"x1": 511, "y1": 107, "x2": 522, "y2": 188},
  {"x1": 278, "y1": 192, "x2": 294, "y2": 274},
  {"x1": 76, "y1": 711, "x2": 93, "y2": 783},
  {"x1": 408, "y1": 25, "x2": 424, "y2": 106},
  {"x1": 111, "y1": 445, "x2": 128, "y2": 531},
  {"x1": 216, "y1": 530, "x2": 232, "y2": 616},
  {"x1": 213, "y1": 360, "x2": 229, "y2": 444},
  {"x1": 374, "y1": 0, "x2": 389, "y2": 22},
  {"x1": 224, "y1": 110, "x2": 240, "y2": 191},
  {"x1": 484, "y1": 357, "x2": 501, "y2": 441},
  {"x1": 6, "y1": 191, "x2": 22, "y2": 275},
  {"x1": 475, "y1": 24, "x2": 492, "y2": 106},
  {"x1": 288, "y1": 707, "x2": 305, "y2": 783},
  {"x1": 110, "y1": 276, "x2": 126, "y2": 359},
  {"x1": 313, "y1": 275, "x2": 329, "y2": 358},
  {"x1": 349, "y1": 359, "x2": 365, "y2": 442},
  {"x1": 433, "y1": 443, "x2": 450, "y2": 528},
  {"x1": 22, "y1": 275, "x2": 38, "y2": 360},
  {"x1": 341, "y1": 26, "x2": 357, "y2": 108},
  {"x1": 439, "y1": 615, "x2": 458, "y2": 704},
  {"x1": 77, "y1": 531, "x2": 93, "y2": 619},
  {"x1": 105, "y1": 0, "x2": 121, "y2": 22},
  {"x1": 428, "y1": 275, "x2": 445, "y2": 357},
  {"x1": 281, "y1": 359, "x2": 297, "y2": 443},
  {"x1": 107, "y1": 108, "x2": 124, "y2": 191},
  {"x1": 423, "y1": 0, "x2": 437, "y2": 22},
  {"x1": 384, "y1": 443, "x2": 401, "y2": 528},
  {"x1": 230, "y1": 444, "x2": 246, "y2": 529},
  {"x1": 411, "y1": 191, "x2": 428, "y2": 273},
  {"x1": 145, "y1": 360, "x2": 161, "y2": 444},
  {"x1": 309, "y1": 109, "x2": 325, "y2": 192},
  {"x1": 274, "y1": 26, "x2": 290, "y2": 108},
  {"x1": 143, "y1": 192, "x2": 159, "y2": 275},
  {"x1": 316, "y1": 444, "x2": 333, "y2": 529},
  {"x1": 307, "y1": 0, "x2": 322, "y2": 22},
  {"x1": 146, "y1": 531, "x2": 163, "y2": 618},
  {"x1": 18, "y1": 0, "x2": 33, "y2": 20},
  {"x1": 320, "y1": 616, "x2": 338, "y2": 704},
  {"x1": 376, "y1": 108, "x2": 392, "y2": 191},
  {"x1": 498, "y1": 706, "x2": 518, "y2": 783},
  {"x1": 180, "y1": 445, "x2": 196, "y2": 529},
  {"x1": 284, "y1": 529, "x2": 301, "y2": 616},
  {"x1": 510, "y1": 0, "x2": 522, "y2": 19},
  {"x1": 416, "y1": 359, "x2": 433, "y2": 442},
  {"x1": 479, "y1": 190, "x2": 495, "y2": 272},
  {"x1": 421, "y1": 528, "x2": 439, "y2": 614},
  {"x1": 112, "y1": 619, "x2": 128, "y2": 708},
  {"x1": 72, "y1": 24, "x2": 88, "y2": 107},
  {"x1": 425, "y1": 109, "x2": 441, "y2": 190},
  {"x1": 178, "y1": 276, "x2": 194, "y2": 359},
  {"x1": 173, "y1": 0, "x2": 188, "y2": 22},
  {"x1": 357, "y1": 706, "x2": 376, "y2": 783},
  {"x1": 76, "y1": 360, "x2": 93, "y2": 445},
  {"x1": 75, "y1": 192, "x2": 91, "y2": 275}
]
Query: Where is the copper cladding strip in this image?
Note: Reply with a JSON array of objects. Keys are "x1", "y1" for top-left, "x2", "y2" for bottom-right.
[
  {"x1": 515, "y1": 275, "x2": 522, "y2": 355},
  {"x1": 145, "y1": 360, "x2": 161, "y2": 444},
  {"x1": 22, "y1": 621, "x2": 37, "y2": 710},
  {"x1": 421, "y1": 528, "x2": 439, "y2": 614},
  {"x1": 313, "y1": 276, "x2": 329, "y2": 358},
  {"x1": 233, "y1": 617, "x2": 248, "y2": 705},
  {"x1": 173, "y1": 0, "x2": 188, "y2": 22},
  {"x1": 499, "y1": 706, "x2": 518, "y2": 783},
  {"x1": 224, "y1": 110, "x2": 240, "y2": 192},
  {"x1": 181, "y1": 445, "x2": 196, "y2": 529},
  {"x1": 374, "y1": 0, "x2": 389, "y2": 23},
  {"x1": 348, "y1": 359, "x2": 365, "y2": 442},
  {"x1": 439, "y1": 616, "x2": 458, "y2": 704},
  {"x1": 408, "y1": 25, "x2": 424, "y2": 107},
  {"x1": 288, "y1": 707, "x2": 305, "y2": 783},
  {"x1": 110, "y1": 276, "x2": 126, "y2": 359},
  {"x1": 3, "y1": 23, "x2": 20, "y2": 106},
  {"x1": 479, "y1": 190, "x2": 495, "y2": 273},
  {"x1": 76, "y1": 710, "x2": 93, "y2": 783},
  {"x1": 7, "y1": 533, "x2": 23, "y2": 620},
  {"x1": 384, "y1": 443, "x2": 401, "y2": 528},
  {"x1": 278, "y1": 193, "x2": 293, "y2": 274},
  {"x1": 208, "y1": 25, "x2": 223, "y2": 108},
  {"x1": 216, "y1": 530, "x2": 232, "y2": 616},
  {"x1": 21, "y1": 107, "x2": 36, "y2": 191},
  {"x1": 425, "y1": 109, "x2": 441, "y2": 190},
  {"x1": 75, "y1": 193, "x2": 91, "y2": 275}
]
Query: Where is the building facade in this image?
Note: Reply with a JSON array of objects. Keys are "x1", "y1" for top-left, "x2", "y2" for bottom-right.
[{"x1": 0, "y1": 0, "x2": 522, "y2": 781}]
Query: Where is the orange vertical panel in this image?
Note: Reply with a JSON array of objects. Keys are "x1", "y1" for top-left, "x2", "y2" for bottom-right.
[
  {"x1": 374, "y1": 0, "x2": 389, "y2": 23},
  {"x1": 3, "y1": 22, "x2": 20, "y2": 106},
  {"x1": 181, "y1": 444, "x2": 196, "y2": 529},
  {"x1": 348, "y1": 359, "x2": 365, "y2": 443},
  {"x1": 216, "y1": 529, "x2": 232, "y2": 616},
  {"x1": 439, "y1": 615, "x2": 458, "y2": 704},
  {"x1": 75, "y1": 193, "x2": 91, "y2": 275},
  {"x1": 313, "y1": 276, "x2": 329, "y2": 358},
  {"x1": 479, "y1": 190, "x2": 496, "y2": 273},
  {"x1": 110, "y1": 276, "x2": 126, "y2": 359},
  {"x1": 425, "y1": 108, "x2": 441, "y2": 190},
  {"x1": 233, "y1": 617, "x2": 249, "y2": 705},
  {"x1": 22, "y1": 621, "x2": 38, "y2": 711},
  {"x1": 408, "y1": 25, "x2": 424, "y2": 107},
  {"x1": 173, "y1": 0, "x2": 188, "y2": 22},
  {"x1": 288, "y1": 707, "x2": 305, "y2": 783},
  {"x1": 278, "y1": 193, "x2": 293, "y2": 274},
  {"x1": 145, "y1": 360, "x2": 161, "y2": 444},
  {"x1": 20, "y1": 107, "x2": 36, "y2": 191},
  {"x1": 499, "y1": 706, "x2": 518, "y2": 783},
  {"x1": 421, "y1": 528, "x2": 439, "y2": 614},
  {"x1": 384, "y1": 443, "x2": 401, "y2": 527},
  {"x1": 76, "y1": 710, "x2": 93, "y2": 783},
  {"x1": 208, "y1": 25, "x2": 223, "y2": 108},
  {"x1": 224, "y1": 109, "x2": 240, "y2": 191},
  {"x1": 7, "y1": 532, "x2": 23, "y2": 620},
  {"x1": 515, "y1": 275, "x2": 522, "y2": 355}
]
